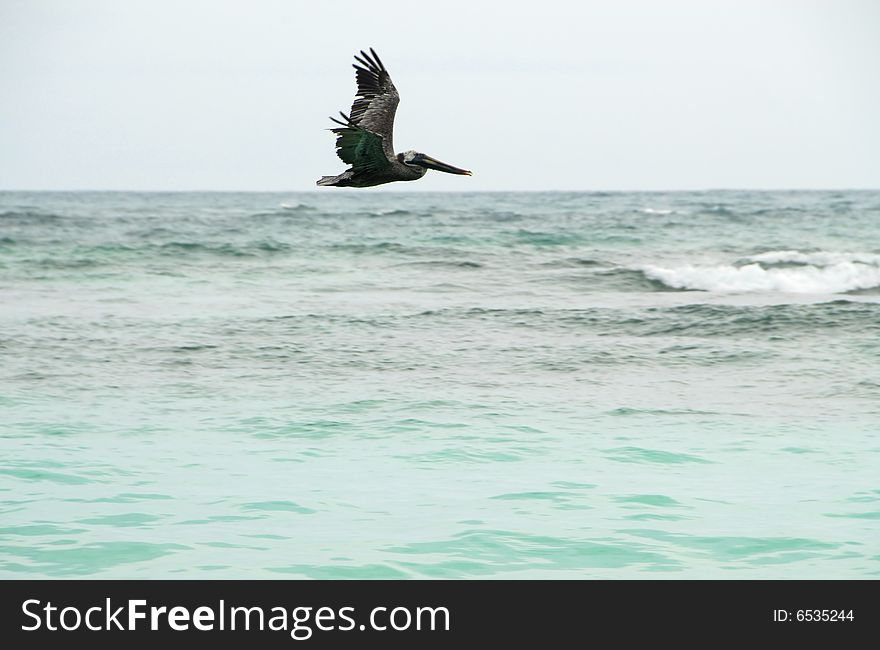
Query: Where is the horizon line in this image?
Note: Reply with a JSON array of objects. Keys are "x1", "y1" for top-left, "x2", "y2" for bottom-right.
[{"x1": 2, "y1": 187, "x2": 879, "y2": 193}]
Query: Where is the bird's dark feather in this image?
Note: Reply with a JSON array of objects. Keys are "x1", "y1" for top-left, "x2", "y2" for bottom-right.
[
  {"x1": 343, "y1": 48, "x2": 399, "y2": 157},
  {"x1": 329, "y1": 113, "x2": 391, "y2": 174}
]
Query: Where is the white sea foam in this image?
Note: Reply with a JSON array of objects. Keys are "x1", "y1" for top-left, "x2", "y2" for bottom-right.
[
  {"x1": 279, "y1": 202, "x2": 315, "y2": 210},
  {"x1": 641, "y1": 251, "x2": 880, "y2": 293}
]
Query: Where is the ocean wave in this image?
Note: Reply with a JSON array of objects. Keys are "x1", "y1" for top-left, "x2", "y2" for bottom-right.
[
  {"x1": 595, "y1": 268, "x2": 677, "y2": 291},
  {"x1": 13, "y1": 241, "x2": 296, "y2": 270},
  {"x1": 641, "y1": 301, "x2": 880, "y2": 336},
  {"x1": 30, "y1": 257, "x2": 104, "y2": 270},
  {"x1": 0, "y1": 210, "x2": 63, "y2": 223},
  {"x1": 511, "y1": 230, "x2": 584, "y2": 246},
  {"x1": 279, "y1": 203, "x2": 315, "y2": 211},
  {"x1": 479, "y1": 209, "x2": 526, "y2": 221},
  {"x1": 541, "y1": 257, "x2": 608, "y2": 268},
  {"x1": 746, "y1": 250, "x2": 880, "y2": 267},
  {"x1": 394, "y1": 260, "x2": 483, "y2": 269},
  {"x1": 158, "y1": 240, "x2": 292, "y2": 257},
  {"x1": 328, "y1": 242, "x2": 473, "y2": 259},
  {"x1": 641, "y1": 251, "x2": 880, "y2": 293},
  {"x1": 370, "y1": 209, "x2": 415, "y2": 217},
  {"x1": 694, "y1": 204, "x2": 739, "y2": 217}
]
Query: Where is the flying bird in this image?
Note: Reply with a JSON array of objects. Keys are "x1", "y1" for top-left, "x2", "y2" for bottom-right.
[{"x1": 317, "y1": 48, "x2": 472, "y2": 187}]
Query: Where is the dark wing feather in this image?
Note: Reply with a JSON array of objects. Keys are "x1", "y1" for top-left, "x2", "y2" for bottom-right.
[
  {"x1": 329, "y1": 112, "x2": 391, "y2": 174},
  {"x1": 347, "y1": 48, "x2": 399, "y2": 157}
]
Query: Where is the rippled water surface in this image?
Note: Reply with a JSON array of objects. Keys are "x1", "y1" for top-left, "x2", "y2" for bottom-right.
[{"x1": 1, "y1": 190, "x2": 878, "y2": 577}]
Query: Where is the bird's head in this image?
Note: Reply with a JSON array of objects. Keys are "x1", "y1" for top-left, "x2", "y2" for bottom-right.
[{"x1": 399, "y1": 150, "x2": 472, "y2": 176}]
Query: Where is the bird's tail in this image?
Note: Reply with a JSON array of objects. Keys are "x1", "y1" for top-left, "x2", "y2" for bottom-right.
[{"x1": 317, "y1": 171, "x2": 356, "y2": 187}]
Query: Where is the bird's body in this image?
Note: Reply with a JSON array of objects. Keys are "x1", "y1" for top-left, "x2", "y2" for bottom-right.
[
  {"x1": 317, "y1": 49, "x2": 472, "y2": 187},
  {"x1": 318, "y1": 154, "x2": 426, "y2": 188}
]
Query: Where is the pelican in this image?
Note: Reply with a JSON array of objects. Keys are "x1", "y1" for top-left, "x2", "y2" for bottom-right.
[{"x1": 317, "y1": 48, "x2": 472, "y2": 187}]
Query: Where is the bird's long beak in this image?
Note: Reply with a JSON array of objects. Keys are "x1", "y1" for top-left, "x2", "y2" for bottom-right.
[{"x1": 418, "y1": 154, "x2": 472, "y2": 176}]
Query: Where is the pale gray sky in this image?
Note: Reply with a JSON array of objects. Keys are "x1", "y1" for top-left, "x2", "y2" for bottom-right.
[{"x1": 1, "y1": 0, "x2": 878, "y2": 191}]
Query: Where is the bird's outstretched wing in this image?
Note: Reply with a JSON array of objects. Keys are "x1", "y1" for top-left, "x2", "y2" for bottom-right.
[
  {"x1": 329, "y1": 49, "x2": 399, "y2": 169},
  {"x1": 348, "y1": 48, "x2": 399, "y2": 151}
]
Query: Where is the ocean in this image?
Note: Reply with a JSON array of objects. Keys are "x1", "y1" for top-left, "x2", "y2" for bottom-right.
[{"x1": 1, "y1": 190, "x2": 878, "y2": 578}]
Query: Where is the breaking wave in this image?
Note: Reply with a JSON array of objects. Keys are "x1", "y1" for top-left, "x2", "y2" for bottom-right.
[{"x1": 640, "y1": 251, "x2": 880, "y2": 293}]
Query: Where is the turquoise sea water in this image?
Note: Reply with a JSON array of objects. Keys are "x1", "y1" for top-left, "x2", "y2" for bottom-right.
[{"x1": 1, "y1": 190, "x2": 878, "y2": 578}]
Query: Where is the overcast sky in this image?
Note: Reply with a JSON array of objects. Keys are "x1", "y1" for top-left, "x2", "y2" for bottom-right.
[{"x1": 1, "y1": 0, "x2": 878, "y2": 191}]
